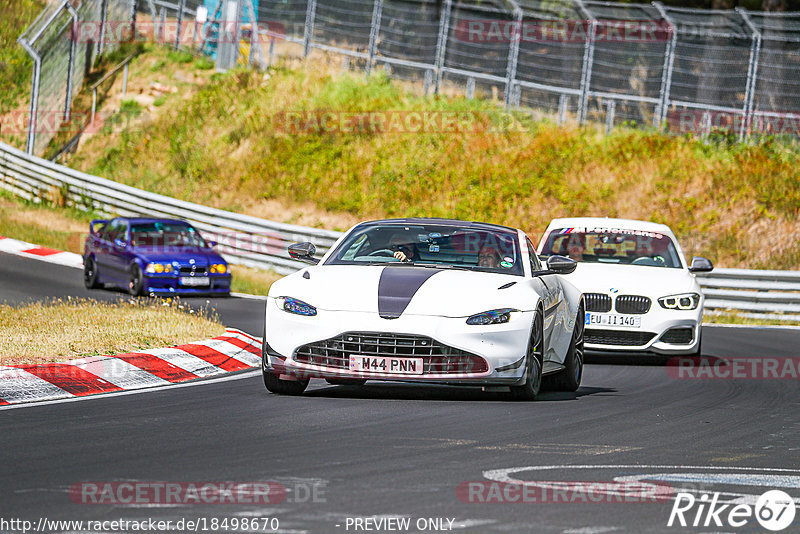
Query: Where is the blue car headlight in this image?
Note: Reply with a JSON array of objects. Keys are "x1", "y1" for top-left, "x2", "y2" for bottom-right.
[
  {"x1": 466, "y1": 308, "x2": 517, "y2": 325},
  {"x1": 277, "y1": 296, "x2": 317, "y2": 316}
]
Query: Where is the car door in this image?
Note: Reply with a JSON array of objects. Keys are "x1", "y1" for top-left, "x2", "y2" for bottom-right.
[
  {"x1": 108, "y1": 220, "x2": 131, "y2": 280},
  {"x1": 525, "y1": 236, "x2": 562, "y2": 363}
]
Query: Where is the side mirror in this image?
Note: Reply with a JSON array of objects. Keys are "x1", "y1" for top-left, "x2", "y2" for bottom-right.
[
  {"x1": 288, "y1": 242, "x2": 319, "y2": 265},
  {"x1": 546, "y1": 255, "x2": 577, "y2": 275},
  {"x1": 206, "y1": 240, "x2": 218, "y2": 248},
  {"x1": 689, "y1": 256, "x2": 714, "y2": 273},
  {"x1": 114, "y1": 238, "x2": 128, "y2": 249}
]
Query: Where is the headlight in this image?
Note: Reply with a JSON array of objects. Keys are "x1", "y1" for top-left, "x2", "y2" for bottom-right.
[
  {"x1": 145, "y1": 263, "x2": 173, "y2": 274},
  {"x1": 210, "y1": 264, "x2": 227, "y2": 274},
  {"x1": 658, "y1": 293, "x2": 700, "y2": 310},
  {"x1": 466, "y1": 308, "x2": 517, "y2": 325},
  {"x1": 276, "y1": 296, "x2": 317, "y2": 316}
]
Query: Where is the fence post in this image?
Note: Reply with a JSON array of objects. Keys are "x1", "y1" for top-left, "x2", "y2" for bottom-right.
[
  {"x1": 366, "y1": 0, "x2": 383, "y2": 77},
  {"x1": 303, "y1": 0, "x2": 317, "y2": 57},
  {"x1": 738, "y1": 8, "x2": 761, "y2": 142},
  {"x1": 575, "y1": 0, "x2": 597, "y2": 125},
  {"x1": 434, "y1": 0, "x2": 452, "y2": 94},
  {"x1": 64, "y1": 3, "x2": 79, "y2": 123},
  {"x1": 98, "y1": 0, "x2": 109, "y2": 55},
  {"x1": 18, "y1": 38, "x2": 41, "y2": 155},
  {"x1": 605, "y1": 99, "x2": 616, "y2": 134},
  {"x1": 558, "y1": 94, "x2": 568, "y2": 124},
  {"x1": 130, "y1": 0, "x2": 137, "y2": 37},
  {"x1": 175, "y1": 0, "x2": 186, "y2": 50},
  {"x1": 503, "y1": 5, "x2": 522, "y2": 110},
  {"x1": 653, "y1": 2, "x2": 676, "y2": 129}
]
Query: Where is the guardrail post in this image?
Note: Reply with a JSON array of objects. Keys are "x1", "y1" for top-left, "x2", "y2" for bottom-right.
[
  {"x1": 366, "y1": 0, "x2": 383, "y2": 77},
  {"x1": 652, "y1": 2, "x2": 676, "y2": 129},
  {"x1": 18, "y1": 38, "x2": 41, "y2": 155},
  {"x1": 558, "y1": 94, "x2": 568, "y2": 124},
  {"x1": 303, "y1": 0, "x2": 317, "y2": 57},
  {"x1": 575, "y1": 0, "x2": 597, "y2": 125},
  {"x1": 175, "y1": 0, "x2": 186, "y2": 50},
  {"x1": 605, "y1": 99, "x2": 615, "y2": 134},
  {"x1": 423, "y1": 69, "x2": 432, "y2": 94},
  {"x1": 434, "y1": 0, "x2": 452, "y2": 94},
  {"x1": 503, "y1": 6, "x2": 522, "y2": 110},
  {"x1": 738, "y1": 8, "x2": 761, "y2": 142},
  {"x1": 123, "y1": 61, "x2": 129, "y2": 94},
  {"x1": 466, "y1": 77, "x2": 475, "y2": 99}
]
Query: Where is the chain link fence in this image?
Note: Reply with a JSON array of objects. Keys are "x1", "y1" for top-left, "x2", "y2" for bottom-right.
[{"x1": 18, "y1": 0, "x2": 800, "y2": 157}]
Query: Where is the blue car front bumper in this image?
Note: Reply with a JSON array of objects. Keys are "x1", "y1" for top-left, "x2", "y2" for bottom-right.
[{"x1": 142, "y1": 274, "x2": 232, "y2": 295}]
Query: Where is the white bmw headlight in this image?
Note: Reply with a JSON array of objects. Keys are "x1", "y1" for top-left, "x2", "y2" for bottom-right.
[
  {"x1": 658, "y1": 293, "x2": 700, "y2": 310},
  {"x1": 275, "y1": 296, "x2": 317, "y2": 316},
  {"x1": 466, "y1": 308, "x2": 518, "y2": 325}
]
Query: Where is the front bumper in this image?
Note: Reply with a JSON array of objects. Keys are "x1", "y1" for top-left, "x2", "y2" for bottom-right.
[
  {"x1": 584, "y1": 309, "x2": 702, "y2": 355},
  {"x1": 142, "y1": 273, "x2": 231, "y2": 295},
  {"x1": 263, "y1": 301, "x2": 535, "y2": 385}
]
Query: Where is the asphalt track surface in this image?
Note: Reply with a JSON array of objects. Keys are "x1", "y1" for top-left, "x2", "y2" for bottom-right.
[{"x1": 2, "y1": 251, "x2": 800, "y2": 533}]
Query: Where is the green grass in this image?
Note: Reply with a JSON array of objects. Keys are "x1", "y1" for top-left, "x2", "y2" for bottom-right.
[
  {"x1": 68, "y1": 57, "x2": 800, "y2": 270},
  {"x1": 704, "y1": 312, "x2": 800, "y2": 327}
]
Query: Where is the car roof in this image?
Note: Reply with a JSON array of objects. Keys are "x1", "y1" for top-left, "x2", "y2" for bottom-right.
[
  {"x1": 112, "y1": 217, "x2": 192, "y2": 225},
  {"x1": 544, "y1": 217, "x2": 673, "y2": 234},
  {"x1": 358, "y1": 218, "x2": 519, "y2": 233}
]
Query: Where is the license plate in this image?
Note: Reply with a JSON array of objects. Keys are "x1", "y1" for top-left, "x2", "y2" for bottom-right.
[
  {"x1": 586, "y1": 312, "x2": 641, "y2": 328},
  {"x1": 349, "y1": 355, "x2": 424, "y2": 375},
  {"x1": 180, "y1": 276, "x2": 210, "y2": 287}
]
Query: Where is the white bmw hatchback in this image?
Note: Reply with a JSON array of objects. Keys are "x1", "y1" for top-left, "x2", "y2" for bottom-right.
[{"x1": 537, "y1": 217, "x2": 713, "y2": 356}]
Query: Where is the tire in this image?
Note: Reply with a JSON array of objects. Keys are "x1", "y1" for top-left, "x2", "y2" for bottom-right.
[
  {"x1": 545, "y1": 307, "x2": 584, "y2": 392},
  {"x1": 325, "y1": 378, "x2": 367, "y2": 386},
  {"x1": 83, "y1": 257, "x2": 100, "y2": 289},
  {"x1": 128, "y1": 264, "x2": 144, "y2": 296},
  {"x1": 510, "y1": 310, "x2": 544, "y2": 401},
  {"x1": 261, "y1": 337, "x2": 309, "y2": 396}
]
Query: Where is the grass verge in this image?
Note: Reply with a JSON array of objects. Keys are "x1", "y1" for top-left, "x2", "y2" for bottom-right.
[
  {"x1": 68, "y1": 54, "x2": 800, "y2": 270},
  {"x1": 704, "y1": 311, "x2": 800, "y2": 327},
  {"x1": 229, "y1": 265, "x2": 284, "y2": 296},
  {"x1": 0, "y1": 297, "x2": 225, "y2": 365}
]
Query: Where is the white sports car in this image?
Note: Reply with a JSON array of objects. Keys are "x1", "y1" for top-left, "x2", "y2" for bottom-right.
[
  {"x1": 262, "y1": 218, "x2": 585, "y2": 400},
  {"x1": 537, "y1": 217, "x2": 713, "y2": 356}
]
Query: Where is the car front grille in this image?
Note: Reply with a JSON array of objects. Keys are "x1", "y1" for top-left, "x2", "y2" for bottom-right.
[
  {"x1": 660, "y1": 327, "x2": 694, "y2": 344},
  {"x1": 179, "y1": 266, "x2": 208, "y2": 276},
  {"x1": 615, "y1": 295, "x2": 652, "y2": 314},
  {"x1": 294, "y1": 332, "x2": 489, "y2": 374},
  {"x1": 585, "y1": 293, "x2": 612, "y2": 312},
  {"x1": 585, "y1": 329, "x2": 656, "y2": 346}
]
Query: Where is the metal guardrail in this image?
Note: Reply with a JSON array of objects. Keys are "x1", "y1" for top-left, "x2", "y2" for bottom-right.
[
  {"x1": 1, "y1": 140, "x2": 798, "y2": 319},
  {"x1": 0, "y1": 141, "x2": 342, "y2": 275}
]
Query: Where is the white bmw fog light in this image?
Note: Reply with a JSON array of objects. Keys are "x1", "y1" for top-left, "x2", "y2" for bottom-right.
[
  {"x1": 277, "y1": 296, "x2": 317, "y2": 316},
  {"x1": 466, "y1": 308, "x2": 517, "y2": 325},
  {"x1": 658, "y1": 293, "x2": 700, "y2": 310}
]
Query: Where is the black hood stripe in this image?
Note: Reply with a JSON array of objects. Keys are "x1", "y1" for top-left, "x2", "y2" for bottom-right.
[{"x1": 378, "y1": 267, "x2": 442, "y2": 319}]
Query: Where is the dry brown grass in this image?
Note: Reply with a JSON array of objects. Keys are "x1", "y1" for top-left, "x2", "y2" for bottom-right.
[{"x1": 0, "y1": 297, "x2": 225, "y2": 365}]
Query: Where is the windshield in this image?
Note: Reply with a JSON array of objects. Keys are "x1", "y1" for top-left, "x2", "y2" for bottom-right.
[
  {"x1": 130, "y1": 222, "x2": 207, "y2": 248},
  {"x1": 326, "y1": 223, "x2": 523, "y2": 276},
  {"x1": 540, "y1": 227, "x2": 683, "y2": 268}
]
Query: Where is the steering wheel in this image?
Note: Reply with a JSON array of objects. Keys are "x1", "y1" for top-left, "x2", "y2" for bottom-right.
[{"x1": 367, "y1": 249, "x2": 396, "y2": 257}]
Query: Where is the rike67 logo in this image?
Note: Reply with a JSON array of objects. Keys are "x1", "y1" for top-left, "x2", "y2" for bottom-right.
[{"x1": 668, "y1": 490, "x2": 796, "y2": 531}]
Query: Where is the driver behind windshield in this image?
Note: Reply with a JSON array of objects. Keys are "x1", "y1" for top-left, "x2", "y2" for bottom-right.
[{"x1": 388, "y1": 232, "x2": 418, "y2": 262}]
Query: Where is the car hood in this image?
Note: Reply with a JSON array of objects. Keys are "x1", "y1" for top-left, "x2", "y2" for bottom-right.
[
  {"x1": 133, "y1": 246, "x2": 225, "y2": 265},
  {"x1": 271, "y1": 265, "x2": 527, "y2": 317},
  {"x1": 566, "y1": 262, "x2": 700, "y2": 298}
]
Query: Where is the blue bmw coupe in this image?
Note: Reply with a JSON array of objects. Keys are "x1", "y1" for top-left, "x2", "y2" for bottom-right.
[{"x1": 83, "y1": 217, "x2": 232, "y2": 296}]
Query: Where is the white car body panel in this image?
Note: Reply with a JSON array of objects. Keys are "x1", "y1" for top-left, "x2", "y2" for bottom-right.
[
  {"x1": 537, "y1": 217, "x2": 705, "y2": 355},
  {"x1": 263, "y1": 220, "x2": 583, "y2": 386}
]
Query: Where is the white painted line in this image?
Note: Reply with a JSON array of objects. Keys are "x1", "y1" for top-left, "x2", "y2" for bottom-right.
[
  {"x1": 231, "y1": 292, "x2": 268, "y2": 300},
  {"x1": 0, "y1": 370, "x2": 260, "y2": 411}
]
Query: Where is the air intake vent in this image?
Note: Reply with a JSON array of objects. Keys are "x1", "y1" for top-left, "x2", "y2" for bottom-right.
[
  {"x1": 585, "y1": 329, "x2": 656, "y2": 346},
  {"x1": 660, "y1": 327, "x2": 694, "y2": 344}
]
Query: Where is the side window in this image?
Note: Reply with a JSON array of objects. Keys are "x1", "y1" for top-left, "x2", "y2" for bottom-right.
[
  {"x1": 526, "y1": 237, "x2": 541, "y2": 273},
  {"x1": 100, "y1": 220, "x2": 118, "y2": 242},
  {"x1": 116, "y1": 221, "x2": 129, "y2": 244}
]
